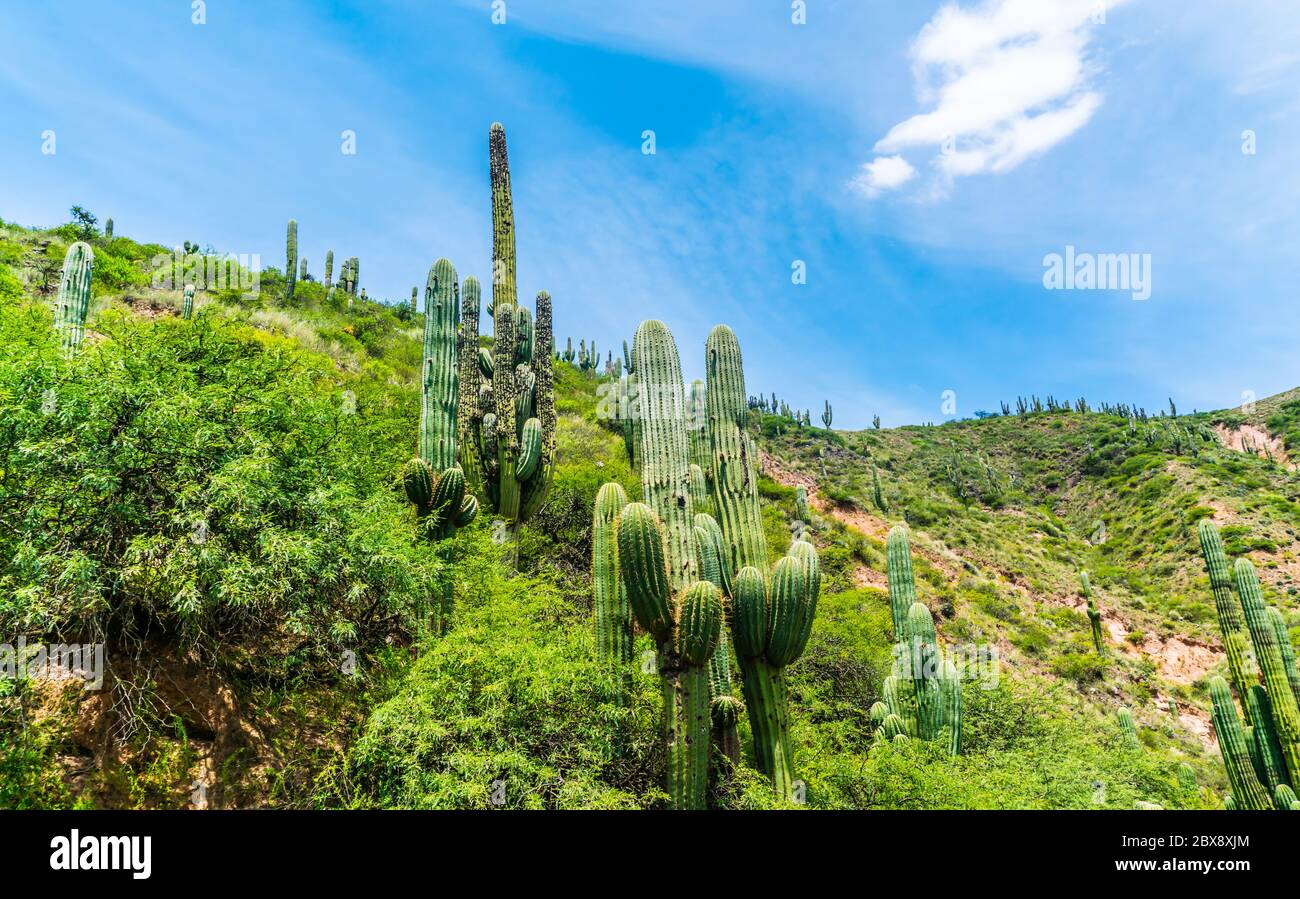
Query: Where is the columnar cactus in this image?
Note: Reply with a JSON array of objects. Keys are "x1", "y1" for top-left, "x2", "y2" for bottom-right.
[
  {"x1": 324, "y1": 250, "x2": 334, "y2": 290},
  {"x1": 705, "y1": 325, "x2": 768, "y2": 575},
  {"x1": 1270, "y1": 606, "x2": 1300, "y2": 707},
  {"x1": 593, "y1": 482, "x2": 633, "y2": 670},
  {"x1": 104, "y1": 218, "x2": 113, "y2": 240},
  {"x1": 457, "y1": 124, "x2": 556, "y2": 534},
  {"x1": 53, "y1": 242, "x2": 94, "y2": 353},
  {"x1": 1081, "y1": 570, "x2": 1106, "y2": 655},
  {"x1": 411, "y1": 286, "x2": 418, "y2": 312},
  {"x1": 689, "y1": 379, "x2": 709, "y2": 477},
  {"x1": 285, "y1": 219, "x2": 298, "y2": 299},
  {"x1": 1118, "y1": 707, "x2": 1142, "y2": 750},
  {"x1": 821, "y1": 400, "x2": 832, "y2": 429},
  {"x1": 1210, "y1": 676, "x2": 1272, "y2": 810},
  {"x1": 703, "y1": 324, "x2": 819, "y2": 797},
  {"x1": 795, "y1": 486, "x2": 810, "y2": 527},
  {"x1": 182, "y1": 283, "x2": 195, "y2": 321},
  {"x1": 618, "y1": 502, "x2": 722, "y2": 809},
  {"x1": 300, "y1": 257, "x2": 308, "y2": 281},
  {"x1": 1234, "y1": 558, "x2": 1300, "y2": 781},
  {"x1": 886, "y1": 527, "x2": 917, "y2": 641},
  {"x1": 401, "y1": 258, "x2": 478, "y2": 632},
  {"x1": 877, "y1": 534, "x2": 962, "y2": 756},
  {"x1": 1198, "y1": 521, "x2": 1257, "y2": 722}
]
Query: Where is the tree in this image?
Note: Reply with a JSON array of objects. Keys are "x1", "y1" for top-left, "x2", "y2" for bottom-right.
[{"x1": 69, "y1": 205, "x2": 98, "y2": 240}]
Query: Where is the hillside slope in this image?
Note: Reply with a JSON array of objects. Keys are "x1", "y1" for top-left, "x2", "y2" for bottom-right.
[{"x1": 3, "y1": 212, "x2": 1295, "y2": 809}]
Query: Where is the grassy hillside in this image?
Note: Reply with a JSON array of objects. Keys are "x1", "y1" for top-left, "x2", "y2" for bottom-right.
[{"x1": 2, "y1": 211, "x2": 1295, "y2": 809}]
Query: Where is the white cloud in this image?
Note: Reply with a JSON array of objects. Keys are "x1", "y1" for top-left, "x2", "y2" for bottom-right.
[
  {"x1": 873, "y1": 0, "x2": 1126, "y2": 188},
  {"x1": 852, "y1": 155, "x2": 918, "y2": 197}
]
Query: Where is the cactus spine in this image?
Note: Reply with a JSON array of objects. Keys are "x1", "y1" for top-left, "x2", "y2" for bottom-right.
[
  {"x1": 593, "y1": 483, "x2": 633, "y2": 670},
  {"x1": 1198, "y1": 521, "x2": 1257, "y2": 723},
  {"x1": 324, "y1": 250, "x2": 334, "y2": 291},
  {"x1": 458, "y1": 124, "x2": 556, "y2": 538},
  {"x1": 402, "y1": 258, "x2": 478, "y2": 633},
  {"x1": 704, "y1": 324, "x2": 818, "y2": 798},
  {"x1": 53, "y1": 242, "x2": 94, "y2": 353},
  {"x1": 1081, "y1": 570, "x2": 1105, "y2": 655},
  {"x1": 182, "y1": 283, "x2": 195, "y2": 320},
  {"x1": 285, "y1": 219, "x2": 298, "y2": 299}
]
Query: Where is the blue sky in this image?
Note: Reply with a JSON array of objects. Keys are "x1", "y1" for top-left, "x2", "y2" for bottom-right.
[{"x1": 2, "y1": 0, "x2": 1298, "y2": 427}]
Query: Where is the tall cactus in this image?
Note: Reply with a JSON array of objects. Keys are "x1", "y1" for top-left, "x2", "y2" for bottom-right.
[
  {"x1": 53, "y1": 242, "x2": 94, "y2": 353},
  {"x1": 1081, "y1": 570, "x2": 1106, "y2": 655},
  {"x1": 704, "y1": 324, "x2": 819, "y2": 797},
  {"x1": 285, "y1": 219, "x2": 298, "y2": 299},
  {"x1": 1118, "y1": 707, "x2": 1142, "y2": 750},
  {"x1": 705, "y1": 325, "x2": 768, "y2": 575},
  {"x1": 1210, "y1": 676, "x2": 1272, "y2": 810},
  {"x1": 457, "y1": 124, "x2": 556, "y2": 537},
  {"x1": 822, "y1": 400, "x2": 833, "y2": 429},
  {"x1": 618, "y1": 503, "x2": 722, "y2": 809},
  {"x1": 593, "y1": 483, "x2": 633, "y2": 670},
  {"x1": 401, "y1": 258, "x2": 478, "y2": 633},
  {"x1": 1234, "y1": 558, "x2": 1300, "y2": 781},
  {"x1": 878, "y1": 534, "x2": 961, "y2": 756},
  {"x1": 104, "y1": 218, "x2": 113, "y2": 240},
  {"x1": 324, "y1": 250, "x2": 334, "y2": 291},
  {"x1": 886, "y1": 527, "x2": 917, "y2": 641},
  {"x1": 182, "y1": 283, "x2": 195, "y2": 321},
  {"x1": 300, "y1": 257, "x2": 308, "y2": 281},
  {"x1": 1198, "y1": 521, "x2": 1257, "y2": 722}
]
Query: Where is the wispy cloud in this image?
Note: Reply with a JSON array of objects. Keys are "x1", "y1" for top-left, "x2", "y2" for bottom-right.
[{"x1": 865, "y1": 0, "x2": 1125, "y2": 195}]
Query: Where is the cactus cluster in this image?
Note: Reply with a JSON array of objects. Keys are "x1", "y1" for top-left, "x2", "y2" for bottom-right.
[
  {"x1": 53, "y1": 242, "x2": 94, "y2": 353},
  {"x1": 401, "y1": 258, "x2": 478, "y2": 632},
  {"x1": 285, "y1": 219, "x2": 298, "y2": 299},
  {"x1": 1199, "y1": 521, "x2": 1300, "y2": 809},
  {"x1": 869, "y1": 527, "x2": 962, "y2": 757},
  {"x1": 457, "y1": 123, "x2": 556, "y2": 535},
  {"x1": 594, "y1": 320, "x2": 819, "y2": 805}
]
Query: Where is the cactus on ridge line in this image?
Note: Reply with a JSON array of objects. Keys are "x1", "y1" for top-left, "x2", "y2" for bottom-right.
[
  {"x1": 53, "y1": 242, "x2": 94, "y2": 353},
  {"x1": 285, "y1": 219, "x2": 298, "y2": 299}
]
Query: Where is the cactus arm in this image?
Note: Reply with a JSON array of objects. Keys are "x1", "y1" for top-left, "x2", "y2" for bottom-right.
[
  {"x1": 1268, "y1": 606, "x2": 1300, "y2": 709},
  {"x1": 886, "y1": 527, "x2": 917, "y2": 643}
]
